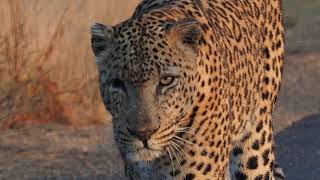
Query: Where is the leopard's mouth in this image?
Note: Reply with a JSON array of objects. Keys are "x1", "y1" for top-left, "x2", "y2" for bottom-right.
[
  {"x1": 122, "y1": 124, "x2": 181, "y2": 163},
  {"x1": 123, "y1": 137, "x2": 168, "y2": 163}
]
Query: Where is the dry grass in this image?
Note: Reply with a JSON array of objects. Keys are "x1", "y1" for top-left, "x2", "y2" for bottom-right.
[{"x1": 0, "y1": 0, "x2": 140, "y2": 129}]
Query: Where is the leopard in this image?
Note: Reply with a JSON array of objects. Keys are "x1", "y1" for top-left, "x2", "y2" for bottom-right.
[{"x1": 90, "y1": 0, "x2": 285, "y2": 179}]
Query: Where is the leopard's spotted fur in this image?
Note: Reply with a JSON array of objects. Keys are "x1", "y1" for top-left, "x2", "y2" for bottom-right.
[{"x1": 90, "y1": 0, "x2": 285, "y2": 179}]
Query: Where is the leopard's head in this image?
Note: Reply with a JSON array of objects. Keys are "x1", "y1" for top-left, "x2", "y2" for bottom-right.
[{"x1": 90, "y1": 17, "x2": 203, "y2": 163}]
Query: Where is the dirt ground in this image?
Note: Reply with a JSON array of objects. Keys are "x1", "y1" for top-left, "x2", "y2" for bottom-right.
[
  {"x1": 1, "y1": 1, "x2": 320, "y2": 180},
  {"x1": 0, "y1": 125, "x2": 125, "y2": 180}
]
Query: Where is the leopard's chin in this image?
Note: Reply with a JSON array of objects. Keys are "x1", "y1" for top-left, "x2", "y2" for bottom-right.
[{"x1": 126, "y1": 148, "x2": 163, "y2": 163}]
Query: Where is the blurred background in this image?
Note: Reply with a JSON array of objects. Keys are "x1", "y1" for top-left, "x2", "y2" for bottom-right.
[{"x1": 0, "y1": 0, "x2": 319, "y2": 179}]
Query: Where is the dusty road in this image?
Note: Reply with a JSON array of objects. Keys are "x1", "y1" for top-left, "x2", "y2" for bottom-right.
[
  {"x1": 0, "y1": 125, "x2": 125, "y2": 180},
  {"x1": 0, "y1": 112, "x2": 319, "y2": 180},
  {"x1": 275, "y1": 114, "x2": 320, "y2": 180}
]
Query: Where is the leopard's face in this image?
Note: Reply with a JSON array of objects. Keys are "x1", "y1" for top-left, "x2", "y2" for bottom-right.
[
  {"x1": 91, "y1": 18, "x2": 203, "y2": 163},
  {"x1": 102, "y1": 58, "x2": 198, "y2": 163}
]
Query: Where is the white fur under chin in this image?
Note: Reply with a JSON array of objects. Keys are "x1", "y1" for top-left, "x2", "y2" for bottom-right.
[{"x1": 126, "y1": 148, "x2": 163, "y2": 162}]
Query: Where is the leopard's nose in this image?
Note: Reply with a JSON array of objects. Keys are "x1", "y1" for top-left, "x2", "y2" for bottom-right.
[{"x1": 127, "y1": 127, "x2": 158, "y2": 147}]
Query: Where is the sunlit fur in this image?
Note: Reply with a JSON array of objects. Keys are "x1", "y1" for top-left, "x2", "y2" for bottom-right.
[
  {"x1": 91, "y1": 0, "x2": 285, "y2": 179},
  {"x1": 93, "y1": 15, "x2": 200, "y2": 164}
]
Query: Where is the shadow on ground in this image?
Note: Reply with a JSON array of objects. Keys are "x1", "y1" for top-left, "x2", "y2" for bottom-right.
[{"x1": 275, "y1": 114, "x2": 320, "y2": 180}]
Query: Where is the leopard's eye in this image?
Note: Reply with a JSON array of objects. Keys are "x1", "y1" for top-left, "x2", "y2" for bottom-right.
[
  {"x1": 157, "y1": 74, "x2": 179, "y2": 94},
  {"x1": 160, "y1": 76, "x2": 175, "y2": 86},
  {"x1": 109, "y1": 78, "x2": 127, "y2": 93}
]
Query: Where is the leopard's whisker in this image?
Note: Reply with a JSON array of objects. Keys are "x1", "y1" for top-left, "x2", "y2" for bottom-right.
[
  {"x1": 166, "y1": 146, "x2": 175, "y2": 180},
  {"x1": 172, "y1": 138, "x2": 193, "y2": 151},
  {"x1": 170, "y1": 141, "x2": 188, "y2": 176},
  {"x1": 170, "y1": 140, "x2": 191, "y2": 174},
  {"x1": 172, "y1": 138, "x2": 208, "y2": 164},
  {"x1": 171, "y1": 140, "x2": 190, "y2": 163},
  {"x1": 174, "y1": 136, "x2": 194, "y2": 145},
  {"x1": 176, "y1": 127, "x2": 196, "y2": 133},
  {"x1": 176, "y1": 130, "x2": 195, "y2": 135},
  {"x1": 169, "y1": 144, "x2": 183, "y2": 176},
  {"x1": 177, "y1": 126, "x2": 196, "y2": 131}
]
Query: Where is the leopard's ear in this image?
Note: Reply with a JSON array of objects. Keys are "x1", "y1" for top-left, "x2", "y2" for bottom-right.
[
  {"x1": 167, "y1": 18, "x2": 203, "y2": 53},
  {"x1": 90, "y1": 23, "x2": 114, "y2": 57}
]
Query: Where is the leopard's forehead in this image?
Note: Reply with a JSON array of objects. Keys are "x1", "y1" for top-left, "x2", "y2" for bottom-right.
[{"x1": 106, "y1": 18, "x2": 179, "y2": 83}]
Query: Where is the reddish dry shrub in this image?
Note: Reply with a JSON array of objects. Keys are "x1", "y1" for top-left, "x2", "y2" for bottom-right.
[
  {"x1": 0, "y1": 0, "x2": 69, "y2": 129},
  {"x1": 0, "y1": 0, "x2": 130, "y2": 129},
  {"x1": 0, "y1": 81, "x2": 65, "y2": 129}
]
